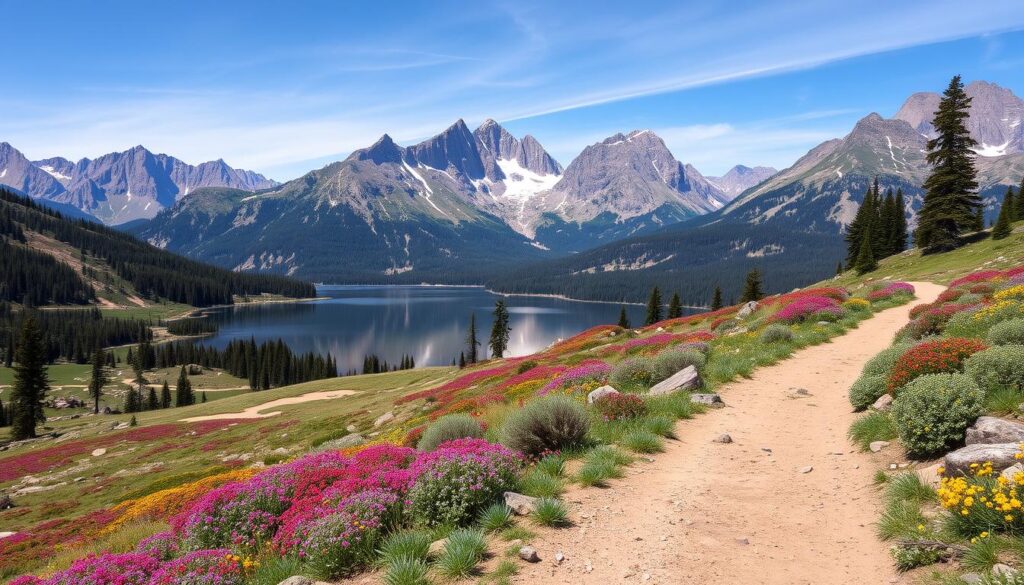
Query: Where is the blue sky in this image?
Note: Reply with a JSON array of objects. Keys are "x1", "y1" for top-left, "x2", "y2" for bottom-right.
[{"x1": 2, "y1": 0, "x2": 1024, "y2": 180}]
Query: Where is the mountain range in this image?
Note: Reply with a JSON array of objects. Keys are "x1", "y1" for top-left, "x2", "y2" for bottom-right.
[
  {"x1": 487, "y1": 80, "x2": 1024, "y2": 302},
  {"x1": 0, "y1": 143, "x2": 277, "y2": 224}
]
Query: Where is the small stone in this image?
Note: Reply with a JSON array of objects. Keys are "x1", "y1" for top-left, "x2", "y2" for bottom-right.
[
  {"x1": 504, "y1": 491, "x2": 539, "y2": 515},
  {"x1": 276, "y1": 577, "x2": 315, "y2": 585},
  {"x1": 584, "y1": 561, "x2": 594, "y2": 573},
  {"x1": 554, "y1": 551, "x2": 565, "y2": 565},
  {"x1": 346, "y1": 424, "x2": 358, "y2": 432},
  {"x1": 373, "y1": 412, "x2": 395, "y2": 428},
  {"x1": 872, "y1": 394, "x2": 893, "y2": 411},
  {"x1": 736, "y1": 537, "x2": 750, "y2": 545},
  {"x1": 799, "y1": 466, "x2": 813, "y2": 474},
  {"x1": 587, "y1": 385, "x2": 620, "y2": 404},
  {"x1": 642, "y1": 572, "x2": 652, "y2": 581},
  {"x1": 992, "y1": 564, "x2": 1018, "y2": 578},
  {"x1": 428, "y1": 538, "x2": 447, "y2": 557},
  {"x1": 689, "y1": 392, "x2": 724, "y2": 407},
  {"x1": 91, "y1": 448, "x2": 107, "y2": 457},
  {"x1": 519, "y1": 546, "x2": 541, "y2": 563},
  {"x1": 713, "y1": 434, "x2": 733, "y2": 444},
  {"x1": 794, "y1": 388, "x2": 810, "y2": 396},
  {"x1": 869, "y1": 441, "x2": 890, "y2": 453},
  {"x1": 962, "y1": 573, "x2": 983, "y2": 585}
]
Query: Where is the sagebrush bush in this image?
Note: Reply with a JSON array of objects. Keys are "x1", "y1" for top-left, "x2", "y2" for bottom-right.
[
  {"x1": 609, "y1": 358, "x2": 657, "y2": 390},
  {"x1": 759, "y1": 324, "x2": 794, "y2": 344},
  {"x1": 417, "y1": 414, "x2": 484, "y2": 451},
  {"x1": 988, "y1": 319, "x2": 1024, "y2": 346},
  {"x1": 849, "y1": 374, "x2": 887, "y2": 411},
  {"x1": 964, "y1": 345, "x2": 1024, "y2": 393},
  {"x1": 500, "y1": 395, "x2": 590, "y2": 458},
  {"x1": 890, "y1": 373, "x2": 984, "y2": 458},
  {"x1": 651, "y1": 348, "x2": 705, "y2": 382},
  {"x1": 593, "y1": 393, "x2": 647, "y2": 421},
  {"x1": 861, "y1": 343, "x2": 912, "y2": 378}
]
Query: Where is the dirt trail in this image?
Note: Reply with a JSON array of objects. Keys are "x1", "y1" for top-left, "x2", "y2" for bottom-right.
[{"x1": 515, "y1": 281, "x2": 944, "y2": 585}]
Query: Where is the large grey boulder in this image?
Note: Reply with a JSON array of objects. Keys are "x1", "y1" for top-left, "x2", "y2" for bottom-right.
[
  {"x1": 944, "y1": 443, "x2": 1021, "y2": 476},
  {"x1": 966, "y1": 417, "x2": 1024, "y2": 445},
  {"x1": 374, "y1": 412, "x2": 395, "y2": 428},
  {"x1": 872, "y1": 394, "x2": 893, "y2": 411},
  {"x1": 1001, "y1": 463, "x2": 1024, "y2": 482},
  {"x1": 737, "y1": 301, "x2": 759, "y2": 318},
  {"x1": 504, "y1": 491, "x2": 539, "y2": 516},
  {"x1": 316, "y1": 433, "x2": 364, "y2": 451},
  {"x1": 648, "y1": 366, "x2": 700, "y2": 396},
  {"x1": 587, "y1": 385, "x2": 619, "y2": 404}
]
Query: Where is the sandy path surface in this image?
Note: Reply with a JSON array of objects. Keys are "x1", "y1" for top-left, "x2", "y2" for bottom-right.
[
  {"x1": 180, "y1": 390, "x2": 358, "y2": 422},
  {"x1": 514, "y1": 281, "x2": 944, "y2": 585}
]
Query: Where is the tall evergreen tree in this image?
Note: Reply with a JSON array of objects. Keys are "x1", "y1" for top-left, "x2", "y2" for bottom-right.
[
  {"x1": 1017, "y1": 177, "x2": 1024, "y2": 221},
  {"x1": 488, "y1": 300, "x2": 511, "y2": 359},
  {"x1": 845, "y1": 185, "x2": 876, "y2": 268},
  {"x1": 123, "y1": 388, "x2": 142, "y2": 413},
  {"x1": 992, "y1": 186, "x2": 1015, "y2": 240},
  {"x1": 836, "y1": 261, "x2": 844, "y2": 276},
  {"x1": 892, "y1": 189, "x2": 909, "y2": 254},
  {"x1": 1006, "y1": 186, "x2": 1018, "y2": 223},
  {"x1": 174, "y1": 366, "x2": 194, "y2": 407},
  {"x1": 0, "y1": 398, "x2": 7, "y2": 427},
  {"x1": 711, "y1": 286, "x2": 723, "y2": 311},
  {"x1": 146, "y1": 387, "x2": 159, "y2": 410},
  {"x1": 458, "y1": 351, "x2": 466, "y2": 369},
  {"x1": 854, "y1": 225, "x2": 878, "y2": 274},
  {"x1": 465, "y1": 314, "x2": 479, "y2": 364},
  {"x1": 880, "y1": 189, "x2": 899, "y2": 257},
  {"x1": 973, "y1": 207, "x2": 986, "y2": 232},
  {"x1": 88, "y1": 347, "x2": 108, "y2": 414},
  {"x1": 617, "y1": 306, "x2": 631, "y2": 329},
  {"x1": 160, "y1": 381, "x2": 172, "y2": 409},
  {"x1": 10, "y1": 317, "x2": 49, "y2": 440},
  {"x1": 917, "y1": 75, "x2": 981, "y2": 250},
  {"x1": 740, "y1": 269, "x2": 764, "y2": 303},
  {"x1": 644, "y1": 287, "x2": 663, "y2": 325},
  {"x1": 131, "y1": 349, "x2": 147, "y2": 391},
  {"x1": 667, "y1": 293, "x2": 683, "y2": 319}
]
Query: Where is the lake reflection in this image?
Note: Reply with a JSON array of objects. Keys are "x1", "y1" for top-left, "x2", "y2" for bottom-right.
[{"x1": 196, "y1": 286, "x2": 673, "y2": 372}]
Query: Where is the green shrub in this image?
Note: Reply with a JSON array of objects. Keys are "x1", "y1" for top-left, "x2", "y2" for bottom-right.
[
  {"x1": 651, "y1": 348, "x2": 705, "y2": 382},
  {"x1": 500, "y1": 395, "x2": 590, "y2": 457},
  {"x1": 436, "y1": 529, "x2": 487, "y2": 578},
  {"x1": 519, "y1": 469, "x2": 564, "y2": 498},
  {"x1": 890, "y1": 373, "x2": 984, "y2": 458},
  {"x1": 848, "y1": 411, "x2": 897, "y2": 451},
  {"x1": 515, "y1": 360, "x2": 539, "y2": 374},
  {"x1": 849, "y1": 374, "x2": 887, "y2": 411},
  {"x1": 988, "y1": 319, "x2": 1024, "y2": 346},
  {"x1": 532, "y1": 498, "x2": 569, "y2": 527},
  {"x1": 964, "y1": 345, "x2": 1024, "y2": 393},
  {"x1": 609, "y1": 358, "x2": 657, "y2": 390},
  {"x1": 759, "y1": 324, "x2": 794, "y2": 344},
  {"x1": 477, "y1": 503, "x2": 513, "y2": 533},
  {"x1": 417, "y1": 414, "x2": 484, "y2": 451},
  {"x1": 861, "y1": 343, "x2": 912, "y2": 377}
]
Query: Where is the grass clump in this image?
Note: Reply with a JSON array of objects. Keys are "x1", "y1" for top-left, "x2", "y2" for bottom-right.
[
  {"x1": 436, "y1": 528, "x2": 487, "y2": 578},
  {"x1": 246, "y1": 556, "x2": 306, "y2": 585},
  {"x1": 501, "y1": 395, "x2": 590, "y2": 458},
  {"x1": 643, "y1": 415, "x2": 676, "y2": 438},
  {"x1": 575, "y1": 446, "x2": 630, "y2": 486},
  {"x1": 534, "y1": 454, "x2": 566, "y2": 477},
  {"x1": 378, "y1": 529, "x2": 432, "y2": 565},
  {"x1": 620, "y1": 428, "x2": 664, "y2": 453},
  {"x1": 848, "y1": 411, "x2": 897, "y2": 451},
  {"x1": 878, "y1": 500, "x2": 928, "y2": 540},
  {"x1": 520, "y1": 468, "x2": 564, "y2": 498},
  {"x1": 645, "y1": 392, "x2": 699, "y2": 419},
  {"x1": 418, "y1": 413, "x2": 484, "y2": 451},
  {"x1": 382, "y1": 557, "x2": 431, "y2": 585},
  {"x1": 884, "y1": 473, "x2": 936, "y2": 506},
  {"x1": 477, "y1": 503, "x2": 513, "y2": 533},
  {"x1": 759, "y1": 324, "x2": 794, "y2": 344},
  {"x1": 986, "y1": 385, "x2": 1024, "y2": 415},
  {"x1": 532, "y1": 498, "x2": 570, "y2": 527}
]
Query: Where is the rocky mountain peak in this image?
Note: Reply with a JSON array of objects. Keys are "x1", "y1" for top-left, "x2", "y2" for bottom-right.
[
  {"x1": 408, "y1": 118, "x2": 488, "y2": 180},
  {"x1": 708, "y1": 165, "x2": 778, "y2": 199},
  {"x1": 356, "y1": 134, "x2": 405, "y2": 164}
]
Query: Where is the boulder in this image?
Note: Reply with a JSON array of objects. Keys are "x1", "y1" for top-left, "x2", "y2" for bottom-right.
[
  {"x1": 316, "y1": 433, "x2": 364, "y2": 451},
  {"x1": 186, "y1": 364, "x2": 203, "y2": 375},
  {"x1": 374, "y1": 412, "x2": 395, "y2": 428},
  {"x1": 944, "y1": 443, "x2": 1021, "y2": 476},
  {"x1": 277, "y1": 578, "x2": 314, "y2": 585},
  {"x1": 915, "y1": 463, "x2": 944, "y2": 488},
  {"x1": 587, "y1": 385, "x2": 619, "y2": 404},
  {"x1": 519, "y1": 546, "x2": 541, "y2": 563},
  {"x1": 737, "y1": 301, "x2": 759, "y2": 318},
  {"x1": 872, "y1": 394, "x2": 893, "y2": 411},
  {"x1": 689, "y1": 393, "x2": 724, "y2": 408},
  {"x1": 504, "y1": 491, "x2": 539, "y2": 516},
  {"x1": 428, "y1": 538, "x2": 447, "y2": 557},
  {"x1": 993, "y1": 564, "x2": 1018, "y2": 578},
  {"x1": 648, "y1": 366, "x2": 701, "y2": 396},
  {"x1": 91, "y1": 448, "x2": 107, "y2": 457},
  {"x1": 1002, "y1": 463, "x2": 1024, "y2": 482},
  {"x1": 0, "y1": 531, "x2": 15, "y2": 540},
  {"x1": 966, "y1": 417, "x2": 1024, "y2": 445},
  {"x1": 869, "y1": 441, "x2": 890, "y2": 453},
  {"x1": 0, "y1": 494, "x2": 13, "y2": 510}
]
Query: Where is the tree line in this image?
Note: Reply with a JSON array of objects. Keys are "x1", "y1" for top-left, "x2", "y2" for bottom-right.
[
  {"x1": 0, "y1": 303, "x2": 151, "y2": 365},
  {"x1": 361, "y1": 354, "x2": 416, "y2": 374},
  {"x1": 0, "y1": 189, "x2": 316, "y2": 308},
  {"x1": 844, "y1": 178, "x2": 910, "y2": 274}
]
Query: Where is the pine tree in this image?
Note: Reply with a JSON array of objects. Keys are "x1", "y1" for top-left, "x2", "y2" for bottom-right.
[
  {"x1": 667, "y1": 293, "x2": 682, "y2": 319},
  {"x1": 146, "y1": 387, "x2": 159, "y2": 410},
  {"x1": 1017, "y1": 178, "x2": 1024, "y2": 222},
  {"x1": 893, "y1": 189, "x2": 909, "y2": 254},
  {"x1": 869, "y1": 179, "x2": 886, "y2": 260},
  {"x1": 458, "y1": 351, "x2": 466, "y2": 369},
  {"x1": 1007, "y1": 186, "x2": 1018, "y2": 224},
  {"x1": 201, "y1": 392, "x2": 207, "y2": 403},
  {"x1": 836, "y1": 261, "x2": 844, "y2": 276},
  {"x1": 123, "y1": 388, "x2": 142, "y2": 413},
  {"x1": 617, "y1": 306, "x2": 631, "y2": 328},
  {"x1": 973, "y1": 207, "x2": 986, "y2": 232},
  {"x1": 880, "y1": 189, "x2": 899, "y2": 257},
  {"x1": 466, "y1": 314, "x2": 479, "y2": 364},
  {"x1": 992, "y1": 186, "x2": 1014, "y2": 240},
  {"x1": 10, "y1": 317, "x2": 49, "y2": 440},
  {"x1": 175, "y1": 366, "x2": 193, "y2": 407},
  {"x1": 131, "y1": 348, "x2": 147, "y2": 391},
  {"x1": 711, "y1": 287, "x2": 723, "y2": 311},
  {"x1": 88, "y1": 347, "x2": 108, "y2": 415},
  {"x1": 0, "y1": 398, "x2": 7, "y2": 427},
  {"x1": 740, "y1": 269, "x2": 764, "y2": 303},
  {"x1": 160, "y1": 381, "x2": 172, "y2": 408},
  {"x1": 644, "y1": 287, "x2": 663, "y2": 325},
  {"x1": 917, "y1": 75, "x2": 981, "y2": 251},
  {"x1": 845, "y1": 185, "x2": 875, "y2": 268},
  {"x1": 488, "y1": 300, "x2": 511, "y2": 359},
  {"x1": 854, "y1": 225, "x2": 878, "y2": 274}
]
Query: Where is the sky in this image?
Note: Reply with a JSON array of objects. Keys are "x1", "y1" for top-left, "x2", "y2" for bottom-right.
[{"x1": 3, "y1": 0, "x2": 1024, "y2": 181}]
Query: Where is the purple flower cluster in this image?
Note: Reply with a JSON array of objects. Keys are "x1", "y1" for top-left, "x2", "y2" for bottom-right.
[
  {"x1": 292, "y1": 489, "x2": 400, "y2": 576},
  {"x1": 148, "y1": 549, "x2": 246, "y2": 585},
  {"x1": 868, "y1": 282, "x2": 916, "y2": 301},
  {"x1": 11, "y1": 552, "x2": 161, "y2": 585},
  {"x1": 539, "y1": 360, "x2": 611, "y2": 394},
  {"x1": 772, "y1": 295, "x2": 845, "y2": 324},
  {"x1": 174, "y1": 473, "x2": 292, "y2": 551}
]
